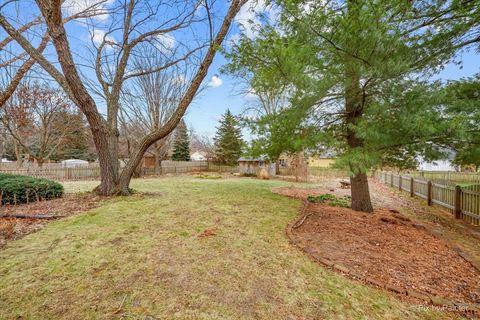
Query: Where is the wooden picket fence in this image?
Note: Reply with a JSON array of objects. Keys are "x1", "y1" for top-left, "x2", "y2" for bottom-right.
[
  {"x1": 0, "y1": 161, "x2": 238, "y2": 181},
  {"x1": 408, "y1": 171, "x2": 480, "y2": 184},
  {"x1": 377, "y1": 171, "x2": 480, "y2": 226},
  {"x1": 141, "y1": 162, "x2": 238, "y2": 175},
  {"x1": 0, "y1": 166, "x2": 101, "y2": 181},
  {"x1": 278, "y1": 166, "x2": 347, "y2": 178}
]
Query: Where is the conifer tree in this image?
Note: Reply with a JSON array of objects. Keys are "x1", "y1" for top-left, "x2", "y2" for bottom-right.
[
  {"x1": 214, "y1": 109, "x2": 243, "y2": 166},
  {"x1": 225, "y1": 0, "x2": 479, "y2": 212},
  {"x1": 171, "y1": 119, "x2": 190, "y2": 161}
]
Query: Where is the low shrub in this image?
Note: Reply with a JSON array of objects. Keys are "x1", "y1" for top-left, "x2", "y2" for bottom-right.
[
  {"x1": 257, "y1": 168, "x2": 270, "y2": 180},
  {"x1": 0, "y1": 174, "x2": 63, "y2": 205},
  {"x1": 241, "y1": 173, "x2": 256, "y2": 177},
  {"x1": 307, "y1": 193, "x2": 350, "y2": 208}
]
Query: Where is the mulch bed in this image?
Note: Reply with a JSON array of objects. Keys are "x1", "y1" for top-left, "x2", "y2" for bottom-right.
[
  {"x1": 273, "y1": 186, "x2": 480, "y2": 306},
  {"x1": 0, "y1": 193, "x2": 103, "y2": 248}
]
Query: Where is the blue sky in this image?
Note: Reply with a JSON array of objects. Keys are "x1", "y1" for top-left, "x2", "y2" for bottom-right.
[
  {"x1": 184, "y1": 55, "x2": 248, "y2": 138},
  {"x1": 2, "y1": 1, "x2": 479, "y2": 140},
  {"x1": 189, "y1": 48, "x2": 480, "y2": 138}
]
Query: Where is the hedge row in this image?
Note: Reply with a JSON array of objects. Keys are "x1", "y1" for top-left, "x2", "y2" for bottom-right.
[{"x1": 0, "y1": 173, "x2": 63, "y2": 205}]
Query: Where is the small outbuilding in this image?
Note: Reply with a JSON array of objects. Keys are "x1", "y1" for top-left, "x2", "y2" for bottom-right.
[{"x1": 238, "y1": 156, "x2": 275, "y2": 176}]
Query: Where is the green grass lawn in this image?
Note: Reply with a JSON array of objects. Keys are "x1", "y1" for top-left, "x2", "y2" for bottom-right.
[{"x1": 0, "y1": 177, "x2": 454, "y2": 319}]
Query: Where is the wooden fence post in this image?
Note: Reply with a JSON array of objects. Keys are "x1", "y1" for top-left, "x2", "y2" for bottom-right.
[
  {"x1": 399, "y1": 175, "x2": 402, "y2": 191},
  {"x1": 390, "y1": 174, "x2": 394, "y2": 187},
  {"x1": 410, "y1": 178, "x2": 414, "y2": 197},
  {"x1": 427, "y1": 181, "x2": 432, "y2": 206},
  {"x1": 454, "y1": 185, "x2": 462, "y2": 219}
]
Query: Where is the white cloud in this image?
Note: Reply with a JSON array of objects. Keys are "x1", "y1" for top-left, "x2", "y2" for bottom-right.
[
  {"x1": 156, "y1": 33, "x2": 176, "y2": 53},
  {"x1": 208, "y1": 75, "x2": 223, "y2": 88},
  {"x1": 245, "y1": 90, "x2": 258, "y2": 100},
  {"x1": 91, "y1": 29, "x2": 115, "y2": 47},
  {"x1": 234, "y1": 0, "x2": 278, "y2": 39},
  {"x1": 62, "y1": 0, "x2": 114, "y2": 21}
]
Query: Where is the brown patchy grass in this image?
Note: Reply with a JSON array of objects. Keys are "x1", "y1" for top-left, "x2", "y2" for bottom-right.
[
  {"x1": 0, "y1": 177, "x2": 456, "y2": 319},
  {"x1": 0, "y1": 193, "x2": 105, "y2": 247}
]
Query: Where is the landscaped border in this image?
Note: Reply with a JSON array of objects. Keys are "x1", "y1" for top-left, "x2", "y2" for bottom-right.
[{"x1": 284, "y1": 200, "x2": 480, "y2": 316}]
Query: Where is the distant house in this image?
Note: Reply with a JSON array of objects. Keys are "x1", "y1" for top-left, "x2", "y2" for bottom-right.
[
  {"x1": 417, "y1": 160, "x2": 458, "y2": 171},
  {"x1": 307, "y1": 152, "x2": 336, "y2": 167},
  {"x1": 417, "y1": 150, "x2": 459, "y2": 171},
  {"x1": 190, "y1": 151, "x2": 207, "y2": 161},
  {"x1": 238, "y1": 156, "x2": 275, "y2": 175},
  {"x1": 279, "y1": 151, "x2": 336, "y2": 168}
]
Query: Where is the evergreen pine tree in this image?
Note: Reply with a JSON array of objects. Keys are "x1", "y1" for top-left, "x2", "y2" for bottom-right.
[
  {"x1": 225, "y1": 1, "x2": 479, "y2": 212},
  {"x1": 51, "y1": 111, "x2": 94, "y2": 161},
  {"x1": 171, "y1": 119, "x2": 190, "y2": 161},
  {"x1": 214, "y1": 109, "x2": 243, "y2": 166}
]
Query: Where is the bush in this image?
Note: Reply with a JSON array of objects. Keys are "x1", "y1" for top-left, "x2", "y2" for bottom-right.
[
  {"x1": 241, "y1": 173, "x2": 256, "y2": 177},
  {"x1": 307, "y1": 193, "x2": 350, "y2": 208},
  {"x1": 0, "y1": 174, "x2": 63, "y2": 205},
  {"x1": 257, "y1": 168, "x2": 270, "y2": 180}
]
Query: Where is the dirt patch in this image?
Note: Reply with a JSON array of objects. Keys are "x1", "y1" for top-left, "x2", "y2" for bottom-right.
[
  {"x1": 0, "y1": 193, "x2": 103, "y2": 248},
  {"x1": 273, "y1": 184, "x2": 350, "y2": 200},
  {"x1": 273, "y1": 181, "x2": 401, "y2": 209},
  {"x1": 273, "y1": 187, "x2": 480, "y2": 305},
  {"x1": 198, "y1": 228, "x2": 217, "y2": 238}
]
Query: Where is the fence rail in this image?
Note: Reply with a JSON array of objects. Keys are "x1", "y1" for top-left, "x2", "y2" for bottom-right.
[
  {"x1": 278, "y1": 166, "x2": 346, "y2": 178},
  {"x1": 0, "y1": 166, "x2": 101, "y2": 181},
  {"x1": 377, "y1": 171, "x2": 480, "y2": 226},
  {"x1": 0, "y1": 161, "x2": 233, "y2": 181},
  {"x1": 407, "y1": 171, "x2": 480, "y2": 184},
  {"x1": 0, "y1": 162, "x2": 348, "y2": 182}
]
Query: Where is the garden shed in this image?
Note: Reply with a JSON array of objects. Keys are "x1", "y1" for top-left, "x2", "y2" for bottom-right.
[{"x1": 238, "y1": 157, "x2": 275, "y2": 176}]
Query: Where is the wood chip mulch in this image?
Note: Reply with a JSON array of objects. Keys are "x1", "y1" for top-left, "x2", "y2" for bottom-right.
[
  {"x1": 0, "y1": 193, "x2": 104, "y2": 248},
  {"x1": 273, "y1": 187, "x2": 480, "y2": 305}
]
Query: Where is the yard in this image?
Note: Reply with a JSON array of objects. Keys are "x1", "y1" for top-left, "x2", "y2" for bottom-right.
[{"x1": 0, "y1": 175, "x2": 463, "y2": 319}]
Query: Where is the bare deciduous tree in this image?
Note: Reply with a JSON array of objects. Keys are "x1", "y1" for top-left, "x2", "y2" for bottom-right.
[
  {"x1": 121, "y1": 52, "x2": 192, "y2": 173},
  {"x1": 0, "y1": 82, "x2": 74, "y2": 167},
  {"x1": 0, "y1": 1, "x2": 106, "y2": 107},
  {"x1": 190, "y1": 132, "x2": 215, "y2": 160},
  {"x1": 0, "y1": 0, "x2": 247, "y2": 195}
]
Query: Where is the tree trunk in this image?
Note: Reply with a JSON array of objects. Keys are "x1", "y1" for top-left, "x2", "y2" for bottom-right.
[
  {"x1": 350, "y1": 172, "x2": 373, "y2": 212},
  {"x1": 275, "y1": 159, "x2": 280, "y2": 175},
  {"x1": 14, "y1": 141, "x2": 22, "y2": 167},
  {"x1": 0, "y1": 138, "x2": 4, "y2": 164},
  {"x1": 344, "y1": 47, "x2": 373, "y2": 212},
  {"x1": 92, "y1": 135, "x2": 117, "y2": 196},
  {"x1": 154, "y1": 142, "x2": 160, "y2": 175},
  {"x1": 107, "y1": 129, "x2": 119, "y2": 181}
]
